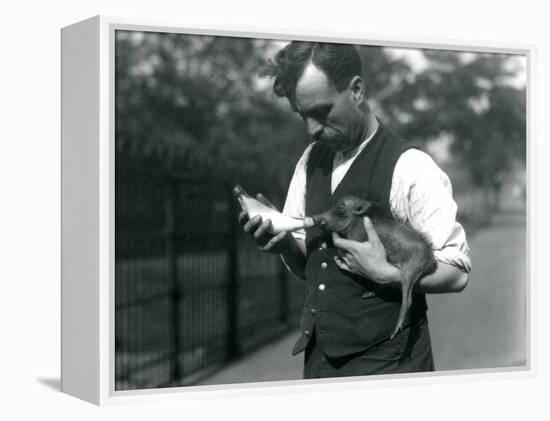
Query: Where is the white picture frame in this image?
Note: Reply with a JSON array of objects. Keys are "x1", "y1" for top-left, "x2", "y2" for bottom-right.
[{"x1": 61, "y1": 14, "x2": 534, "y2": 406}]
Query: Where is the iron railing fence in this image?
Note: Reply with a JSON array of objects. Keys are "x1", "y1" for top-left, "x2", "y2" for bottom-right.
[{"x1": 115, "y1": 169, "x2": 304, "y2": 390}]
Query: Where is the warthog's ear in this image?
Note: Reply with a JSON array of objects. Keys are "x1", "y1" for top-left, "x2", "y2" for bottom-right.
[{"x1": 353, "y1": 200, "x2": 372, "y2": 216}]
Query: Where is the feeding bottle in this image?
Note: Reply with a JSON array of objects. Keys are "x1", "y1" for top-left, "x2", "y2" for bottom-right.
[{"x1": 233, "y1": 185, "x2": 315, "y2": 234}]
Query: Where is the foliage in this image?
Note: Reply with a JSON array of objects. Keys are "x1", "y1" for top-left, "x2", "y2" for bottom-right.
[
  {"x1": 115, "y1": 32, "x2": 306, "y2": 203},
  {"x1": 389, "y1": 50, "x2": 526, "y2": 200},
  {"x1": 115, "y1": 33, "x2": 526, "y2": 209}
]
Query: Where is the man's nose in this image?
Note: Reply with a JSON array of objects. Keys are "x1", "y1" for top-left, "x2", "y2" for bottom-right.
[{"x1": 306, "y1": 118, "x2": 324, "y2": 140}]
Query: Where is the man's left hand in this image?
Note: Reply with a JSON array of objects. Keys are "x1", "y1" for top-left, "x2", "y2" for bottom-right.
[{"x1": 332, "y1": 217, "x2": 402, "y2": 287}]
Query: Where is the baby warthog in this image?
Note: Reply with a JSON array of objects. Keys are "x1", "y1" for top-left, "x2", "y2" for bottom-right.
[{"x1": 311, "y1": 196, "x2": 437, "y2": 339}]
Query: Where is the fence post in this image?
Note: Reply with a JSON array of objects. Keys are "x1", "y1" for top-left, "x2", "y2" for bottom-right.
[
  {"x1": 226, "y1": 185, "x2": 241, "y2": 360},
  {"x1": 165, "y1": 177, "x2": 182, "y2": 383}
]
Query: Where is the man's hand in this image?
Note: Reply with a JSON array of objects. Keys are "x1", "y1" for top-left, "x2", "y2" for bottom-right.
[
  {"x1": 332, "y1": 217, "x2": 401, "y2": 287},
  {"x1": 238, "y1": 193, "x2": 291, "y2": 254}
]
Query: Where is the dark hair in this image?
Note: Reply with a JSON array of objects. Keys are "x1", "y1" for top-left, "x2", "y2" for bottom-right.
[{"x1": 262, "y1": 41, "x2": 362, "y2": 107}]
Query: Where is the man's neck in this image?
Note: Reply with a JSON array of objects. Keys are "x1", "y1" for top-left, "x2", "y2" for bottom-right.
[
  {"x1": 341, "y1": 113, "x2": 379, "y2": 160},
  {"x1": 363, "y1": 112, "x2": 379, "y2": 141}
]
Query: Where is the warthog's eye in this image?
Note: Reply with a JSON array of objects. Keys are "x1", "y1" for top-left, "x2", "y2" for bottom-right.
[{"x1": 335, "y1": 204, "x2": 346, "y2": 216}]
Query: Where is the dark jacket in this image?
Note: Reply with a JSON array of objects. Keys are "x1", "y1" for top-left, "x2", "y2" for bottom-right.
[{"x1": 292, "y1": 123, "x2": 428, "y2": 358}]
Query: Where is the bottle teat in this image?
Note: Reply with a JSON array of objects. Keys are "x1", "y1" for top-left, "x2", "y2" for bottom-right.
[{"x1": 232, "y1": 185, "x2": 246, "y2": 197}]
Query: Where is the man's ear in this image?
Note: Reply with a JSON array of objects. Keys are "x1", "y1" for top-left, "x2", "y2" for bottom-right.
[{"x1": 349, "y1": 75, "x2": 365, "y2": 103}]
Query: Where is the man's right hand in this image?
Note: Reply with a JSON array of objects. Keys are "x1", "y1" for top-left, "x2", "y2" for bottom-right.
[{"x1": 238, "y1": 193, "x2": 291, "y2": 254}]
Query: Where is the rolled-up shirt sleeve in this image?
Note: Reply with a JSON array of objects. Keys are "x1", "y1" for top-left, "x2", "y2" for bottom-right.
[
  {"x1": 390, "y1": 149, "x2": 472, "y2": 273},
  {"x1": 282, "y1": 143, "x2": 313, "y2": 243}
]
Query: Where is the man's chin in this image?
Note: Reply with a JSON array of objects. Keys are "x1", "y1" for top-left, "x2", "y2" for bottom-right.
[{"x1": 318, "y1": 137, "x2": 344, "y2": 150}]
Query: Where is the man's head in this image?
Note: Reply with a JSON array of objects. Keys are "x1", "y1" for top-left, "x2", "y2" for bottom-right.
[{"x1": 263, "y1": 42, "x2": 370, "y2": 152}]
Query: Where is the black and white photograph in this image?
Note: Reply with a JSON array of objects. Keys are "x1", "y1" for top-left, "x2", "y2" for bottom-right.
[
  {"x1": 114, "y1": 30, "x2": 527, "y2": 391},
  {"x1": 3, "y1": 0, "x2": 549, "y2": 418}
]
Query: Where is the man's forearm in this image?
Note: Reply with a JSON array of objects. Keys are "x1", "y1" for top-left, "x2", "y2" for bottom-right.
[
  {"x1": 280, "y1": 235, "x2": 307, "y2": 280},
  {"x1": 373, "y1": 260, "x2": 469, "y2": 294},
  {"x1": 416, "y1": 261, "x2": 469, "y2": 293}
]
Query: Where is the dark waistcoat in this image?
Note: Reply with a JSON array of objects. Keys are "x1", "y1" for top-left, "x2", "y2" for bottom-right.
[{"x1": 292, "y1": 123, "x2": 428, "y2": 358}]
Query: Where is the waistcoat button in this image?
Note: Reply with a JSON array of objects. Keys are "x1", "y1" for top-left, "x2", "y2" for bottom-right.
[
  {"x1": 321, "y1": 262, "x2": 328, "y2": 269},
  {"x1": 318, "y1": 283, "x2": 326, "y2": 291}
]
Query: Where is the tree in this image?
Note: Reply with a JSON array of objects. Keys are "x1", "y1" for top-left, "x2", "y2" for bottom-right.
[
  {"x1": 389, "y1": 50, "x2": 526, "y2": 211},
  {"x1": 115, "y1": 32, "x2": 312, "y2": 202}
]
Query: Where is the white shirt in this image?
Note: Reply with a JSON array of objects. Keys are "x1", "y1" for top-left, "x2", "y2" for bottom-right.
[{"x1": 282, "y1": 132, "x2": 472, "y2": 273}]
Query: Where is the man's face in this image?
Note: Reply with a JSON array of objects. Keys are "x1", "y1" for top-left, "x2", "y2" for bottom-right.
[{"x1": 293, "y1": 63, "x2": 365, "y2": 153}]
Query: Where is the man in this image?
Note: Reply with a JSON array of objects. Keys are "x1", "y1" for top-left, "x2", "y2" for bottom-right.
[{"x1": 239, "y1": 42, "x2": 471, "y2": 378}]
